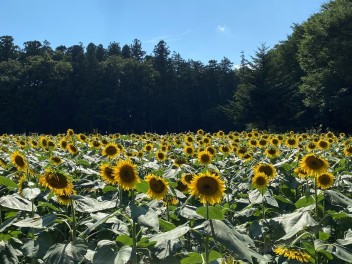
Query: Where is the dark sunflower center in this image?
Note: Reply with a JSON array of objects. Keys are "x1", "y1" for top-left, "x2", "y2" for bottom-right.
[
  {"x1": 319, "y1": 141, "x2": 328, "y2": 148},
  {"x1": 106, "y1": 146, "x2": 117, "y2": 155},
  {"x1": 61, "y1": 141, "x2": 68, "y2": 148},
  {"x1": 308, "y1": 143, "x2": 316, "y2": 149},
  {"x1": 149, "y1": 178, "x2": 166, "y2": 193},
  {"x1": 259, "y1": 165, "x2": 273, "y2": 177},
  {"x1": 15, "y1": 155, "x2": 25, "y2": 167},
  {"x1": 186, "y1": 148, "x2": 193, "y2": 154},
  {"x1": 306, "y1": 156, "x2": 324, "y2": 170},
  {"x1": 146, "y1": 146, "x2": 152, "y2": 151},
  {"x1": 201, "y1": 154, "x2": 210, "y2": 163},
  {"x1": 268, "y1": 149, "x2": 276, "y2": 155},
  {"x1": 287, "y1": 139, "x2": 296, "y2": 145},
  {"x1": 207, "y1": 148, "x2": 215, "y2": 155},
  {"x1": 70, "y1": 146, "x2": 77, "y2": 152},
  {"x1": 347, "y1": 147, "x2": 352, "y2": 153},
  {"x1": 52, "y1": 157, "x2": 61, "y2": 163},
  {"x1": 197, "y1": 177, "x2": 218, "y2": 195},
  {"x1": 318, "y1": 174, "x2": 331, "y2": 185},
  {"x1": 176, "y1": 181, "x2": 188, "y2": 192},
  {"x1": 119, "y1": 165, "x2": 135, "y2": 183},
  {"x1": 158, "y1": 153, "x2": 165, "y2": 159},
  {"x1": 259, "y1": 140, "x2": 267, "y2": 146},
  {"x1": 46, "y1": 173, "x2": 68, "y2": 189},
  {"x1": 185, "y1": 174, "x2": 193, "y2": 183},
  {"x1": 255, "y1": 176, "x2": 267, "y2": 186},
  {"x1": 104, "y1": 167, "x2": 114, "y2": 179},
  {"x1": 222, "y1": 147, "x2": 229, "y2": 152}
]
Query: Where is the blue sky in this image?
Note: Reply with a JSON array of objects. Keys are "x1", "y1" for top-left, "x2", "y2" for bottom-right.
[{"x1": 1, "y1": 0, "x2": 328, "y2": 64}]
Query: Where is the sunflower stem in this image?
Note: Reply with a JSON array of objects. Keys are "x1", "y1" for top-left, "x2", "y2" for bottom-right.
[
  {"x1": 314, "y1": 177, "x2": 319, "y2": 220},
  {"x1": 166, "y1": 199, "x2": 170, "y2": 222},
  {"x1": 205, "y1": 201, "x2": 209, "y2": 264},
  {"x1": 119, "y1": 186, "x2": 123, "y2": 208},
  {"x1": 70, "y1": 198, "x2": 76, "y2": 242},
  {"x1": 261, "y1": 188, "x2": 266, "y2": 253},
  {"x1": 131, "y1": 189, "x2": 138, "y2": 264}
]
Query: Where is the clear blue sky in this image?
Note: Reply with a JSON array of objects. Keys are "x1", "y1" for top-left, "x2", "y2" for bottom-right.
[{"x1": 1, "y1": 0, "x2": 328, "y2": 65}]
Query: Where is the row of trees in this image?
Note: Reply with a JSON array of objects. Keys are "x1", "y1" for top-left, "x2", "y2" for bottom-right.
[
  {"x1": 0, "y1": 0, "x2": 351, "y2": 134},
  {"x1": 223, "y1": 0, "x2": 352, "y2": 132},
  {"x1": 0, "y1": 38, "x2": 236, "y2": 134}
]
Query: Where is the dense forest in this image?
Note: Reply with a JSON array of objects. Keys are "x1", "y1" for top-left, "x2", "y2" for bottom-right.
[{"x1": 0, "y1": 0, "x2": 351, "y2": 134}]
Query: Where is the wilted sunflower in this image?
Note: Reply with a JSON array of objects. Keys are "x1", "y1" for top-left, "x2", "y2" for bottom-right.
[
  {"x1": 254, "y1": 163, "x2": 277, "y2": 180},
  {"x1": 99, "y1": 163, "x2": 116, "y2": 185},
  {"x1": 343, "y1": 145, "x2": 352, "y2": 157},
  {"x1": 56, "y1": 194, "x2": 72, "y2": 206},
  {"x1": 316, "y1": 172, "x2": 334, "y2": 189},
  {"x1": 11, "y1": 151, "x2": 28, "y2": 171},
  {"x1": 67, "y1": 144, "x2": 78, "y2": 155},
  {"x1": 274, "y1": 246, "x2": 310, "y2": 263},
  {"x1": 181, "y1": 173, "x2": 195, "y2": 187},
  {"x1": 183, "y1": 145, "x2": 194, "y2": 156},
  {"x1": 39, "y1": 170, "x2": 74, "y2": 196},
  {"x1": 145, "y1": 174, "x2": 169, "y2": 200},
  {"x1": 113, "y1": 160, "x2": 140, "y2": 190},
  {"x1": 50, "y1": 156, "x2": 63, "y2": 166},
  {"x1": 102, "y1": 143, "x2": 120, "y2": 159},
  {"x1": 198, "y1": 150, "x2": 213, "y2": 165},
  {"x1": 299, "y1": 153, "x2": 329, "y2": 176},
  {"x1": 155, "y1": 151, "x2": 167, "y2": 162},
  {"x1": 252, "y1": 172, "x2": 269, "y2": 189},
  {"x1": 190, "y1": 172, "x2": 225, "y2": 205}
]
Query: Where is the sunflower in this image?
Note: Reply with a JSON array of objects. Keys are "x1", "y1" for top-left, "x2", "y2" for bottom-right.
[
  {"x1": 50, "y1": 156, "x2": 63, "y2": 166},
  {"x1": 343, "y1": 145, "x2": 352, "y2": 157},
  {"x1": 306, "y1": 142, "x2": 317, "y2": 151},
  {"x1": 113, "y1": 160, "x2": 140, "y2": 190},
  {"x1": 254, "y1": 163, "x2": 277, "y2": 180},
  {"x1": 198, "y1": 150, "x2": 213, "y2": 165},
  {"x1": 270, "y1": 137, "x2": 280, "y2": 146},
  {"x1": 189, "y1": 172, "x2": 225, "y2": 205},
  {"x1": 294, "y1": 167, "x2": 308, "y2": 179},
  {"x1": 59, "y1": 138, "x2": 68, "y2": 150},
  {"x1": 39, "y1": 170, "x2": 74, "y2": 196},
  {"x1": 144, "y1": 143, "x2": 153, "y2": 152},
  {"x1": 216, "y1": 130, "x2": 224, "y2": 138},
  {"x1": 40, "y1": 136, "x2": 48, "y2": 148},
  {"x1": 185, "y1": 135, "x2": 194, "y2": 144},
  {"x1": 206, "y1": 146, "x2": 216, "y2": 156},
  {"x1": 183, "y1": 145, "x2": 194, "y2": 156},
  {"x1": 202, "y1": 136, "x2": 211, "y2": 145},
  {"x1": 174, "y1": 156, "x2": 187, "y2": 167},
  {"x1": 197, "y1": 129, "x2": 204, "y2": 135},
  {"x1": 102, "y1": 143, "x2": 120, "y2": 159},
  {"x1": 17, "y1": 140, "x2": 27, "y2": 148},
  {"x1": 220, "y1": 145, "x2": 231, "y2": 155},
  {"x1": 145, "y1": 174, "x2": 169, "y2": 200},
  {"x1": 264, "y1": 147, "x2": 280, "y2": 159},
  {"x1": 273, "y1": 246, "x2": 310, "y2": 263},
  {"x1": 181, "y1": 173, "x2": 195, "y2": 186},
  {"x1": 286, "y1": 138, "x2": 298, "y2": 148},
  {"x1": 316, "y1": 172, "x2": 334, "y2": 189},
  {"x1": 67, "y1": 129, "x2": 74, "y2": 137},
  {"x1": 155, "y1": 151, "x2": 167, "y2": 162},
  {"x1": 252, "y1": 172, "x2": 269, "y2": 189},
  {"x1": 176, "y1": 180, "x2": 189, "y2": 193},
  {"x1": 242, "y1": 152, "x2": 253, "y2": 162},
  {"x1": 258, "y1": 139, "x2": 268, "y2": 148},
  {"x1": 11, "y1": 151, "x2": 28, "y2": 171},
  {"x1": 77, "y1": 133, "x2": 87, "y2": 142},
  {"x1": 30, "y1": 139, "x2": 39, "y2": 148},
  {"x1": 299, "y1": 153, "x2": 329, "y2": 176},
  {"x1": 99, "y1": 163, "x2": 116, "y2": 185},
  {"x1": 67, "y1": 144, "x2": 78, "y2": 155},
  {"x1": 56, "y1": 194, "x2": 72, "y2": 206},
  {"x1": 90, "y1": 139, "x2": 102, "y2": 149},
  {"x1": 317, "y1": 139, "x2": 330, "y2": 150}
]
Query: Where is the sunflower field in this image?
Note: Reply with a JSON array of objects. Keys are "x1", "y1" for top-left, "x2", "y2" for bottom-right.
[{"x1": 0, "y1": 129, "x2": 352, "y2": 264}]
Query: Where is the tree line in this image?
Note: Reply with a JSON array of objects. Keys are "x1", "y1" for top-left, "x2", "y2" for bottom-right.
[{"x1": 0, "y1": 0, "x2": 351, "y2": 134}]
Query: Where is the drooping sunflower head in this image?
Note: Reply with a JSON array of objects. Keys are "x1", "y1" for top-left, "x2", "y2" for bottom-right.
[
  {"x1": 155, "y1": 151, "x2": 167, "y2": 162},
  {"x1": 254, "y1": 163, "x2": 277, "y2": 180},
  {"x1": 189, "y1": 172, "x2": 225, "y2": 205},
  {"x1": 145, "y1": 174, "x2": 169, "y2": 200},
  {"x1": 56, "y1": 194, "x2": 72, "y2": 206},
  {"x1": 252, "y1": 172, "x2": 269, "y2": 189},
  {"x1": 299, "y1": 153, "x2": 329, "y2": 176},
  {"x1": 316, "y1": 172, "x2": 334, "y2": 190},
  {"x1": 113, "y1": 160, "x2": 140, "y2": 190},
  {"x1": 197, "y1": 150, "x2": 213, "y2": 165},
  {"x1": 39, "y1": 170, "x2": 74, "y2": 196},
  {"x1": 294, "y1": 167, "x2": 309, "y2": 179},
  {"x1": 50, "y1": 156, "x2": 63, "y2": 166},
  {"x1": 11, "y1": 151, "x2": 28, "y2": 171},
  {"x1": 99, "y1": 163, "x2": 116, "y2": 185},
  {"x1": 102, "y1": 143, "x2": 120, "y2": 159},
  {"x1": 273, "y1": 246, "x2": 310, "y2": 263},
  {"x1": 173, "y1": 156, "x2": 187, "y2": 167},
  {"x1": 181, "y1": 173, "x2": 195, "y2": 186}
]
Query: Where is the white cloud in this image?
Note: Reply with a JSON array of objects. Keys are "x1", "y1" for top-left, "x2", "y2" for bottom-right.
[{"x1": 217, "y1": 25, "x2": 226, "y2": 32}]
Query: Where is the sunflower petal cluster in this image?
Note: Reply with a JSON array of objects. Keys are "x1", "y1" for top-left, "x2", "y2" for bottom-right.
[
  {"x1": 113, "y1": 159, "x2": 140, "y2": 190},
  {"x1": 274, "y1": 246, "x2": 310, "y2": 263},
  {"x1": 145, "y1": 174, "x2": 168, "y2": 200},
  {"x1": 39, "y1": 170, "x2": 75, "y2": 196}
]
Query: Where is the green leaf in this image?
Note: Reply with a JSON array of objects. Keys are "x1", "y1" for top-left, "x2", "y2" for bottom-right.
[
  {"x1": 115, "y1": 235, "x2": 133, "y2": 246},
  {"x1": 130, "y1": 204, "x2": 159, "y2": 231},
  {"x1": 319, "y1": 231, "x2": 330, "y2": 241},
  {"x1": 150, "y1": 224, "x2": 190, "y2": 246},
  {"x1": 13, "y1": 213, "x2": 57, "y2": 229},
  {"x1": 159, "y1": 219, "x2": 176, "y2": 231},
  {"x1": 204, "y1": 220, "x2": 265, "y2": 263},
  {"x1": 102, "y1": 185, "x2": 117, "y2": 193},
  {"x1": 196, "y1": 206, "x2": 224, "y2": 220},
  {"x1": 0, "y1": 193, "x2": 36, "y2": 212},
  {"x1": 135, "y1": 180, "x2": 149, "y2": 193},
  {"x1": 115, "y1": 245, "x2": 132, "y2": 264},
  {"x1": 273, "y1": 195, "x2": 293, "y2": 204},
  {"x1": 93, "y1": 240, "x2": 132, "y2": 264},
  {"x1": 295, "y1": 195, "x2": 315, "y2": 208},
  {"x1": 137, "y1": 237, "x2": 156, "y2": 248},
  {"x1": 181, "y1": 252, "x2": 202, "y2": 264},
  {"x1": 37, "y1": 202, "x2": 60, "y2": 212},
  {"x1": 43, "y1": 239, "x2": 88, "y2": 264},
  {"x1": 0, "y1": 176, "x2": 17, "y2": 189},
  {"x1": 207, "y1": 250, "x2": 223, "y2": 262},
  {"x1": 0, "y1": 240, "x2": 19, "y2": 264},
  {"x1": 76, "y1": 159, "x2": 90, "y2": 166},
  {"x1": 74, "y1": 195, "x2": 116, "y2": 213}
]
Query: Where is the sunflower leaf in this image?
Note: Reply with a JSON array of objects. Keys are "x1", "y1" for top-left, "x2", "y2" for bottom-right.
[
  {"x1": 0, "y1": 193, "x2": 36, "y2": 212},
  {"x1": 0, "y1": 240, "x2": 19, "y2": 264},
  {"x1": 74, "y1": 195, "x2": 116, "y2": 213},
  {"x1": 14, "y1": 213, "x2": 56, "y2": 229},
  {"x1": 135, "y1": 180, "x2": 149, "y2": 193},
  {"x1": 43, "y1": 239, "x2": 88, "y2": 264},
  {"x1": 325, "y1": 190, "x2": 352, "y2": 207},
  {"x1": 196, "y1": 206, "x2": 224, "y2": 220},
  {"x1": 130, "y1": 204, "x2": 159, "y2": 231},
  {"x1": 0, "y1": 176, "x2": 17, "y2": 190}
]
